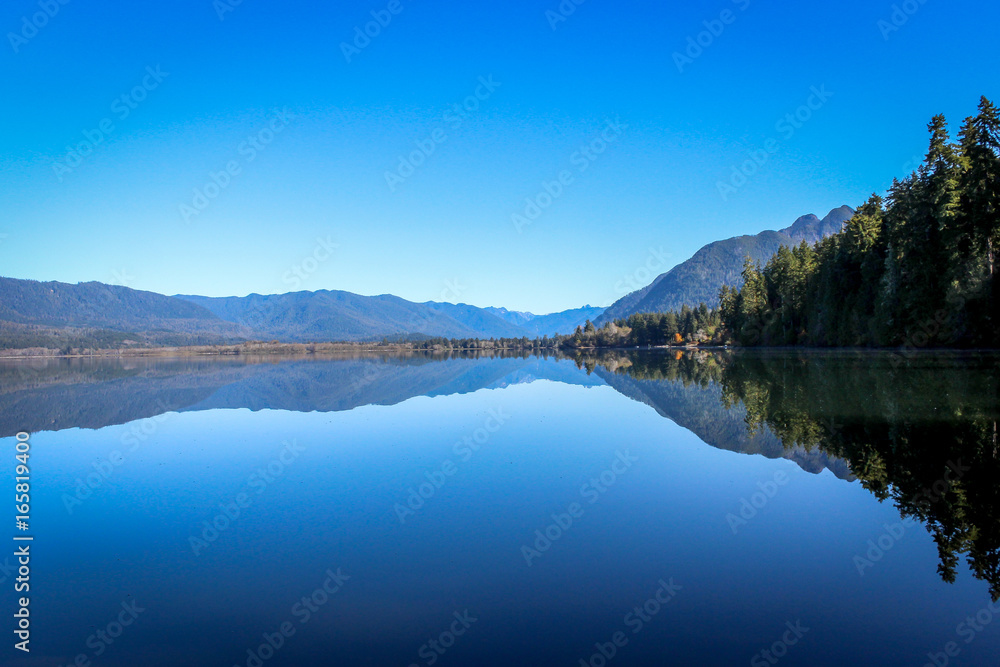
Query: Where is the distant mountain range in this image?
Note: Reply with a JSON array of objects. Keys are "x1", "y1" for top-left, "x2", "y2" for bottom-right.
[
  {"x1": 0, "y1": 277, "x2": 251, "y2": 347},
  {"x1": 0, "y1": 205, "x2": 853, "y2": 349},
  {"x1": 596, "y1": 206, "x2": 854, "y2": 325},
  {"x1": 0, "y1": 278, "x2": 603, "y2": 349},
  {"x1": 484, "y1": 305, "x2": 607, "y2": 338},
  {"x1": 174, "y1": 291, "x2": 519, "y2": 342}
]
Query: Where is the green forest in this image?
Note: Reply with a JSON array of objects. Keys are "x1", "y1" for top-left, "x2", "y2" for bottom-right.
[
  {"x1": 396, "y1": 303, "x2": 724, "y2": 351},
  {"x1": 720, "y1": 97, "x2": 1000, "y2": 348}
]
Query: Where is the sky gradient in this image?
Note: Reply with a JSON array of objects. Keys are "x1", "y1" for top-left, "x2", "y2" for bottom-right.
[{"x1": 1, "y1": 0, "x2": 998, "y2": 313}]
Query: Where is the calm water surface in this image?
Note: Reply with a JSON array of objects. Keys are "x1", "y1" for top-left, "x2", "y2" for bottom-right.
[{"x1": 2, "y1": 350, "x2": 998, "y2": 666}]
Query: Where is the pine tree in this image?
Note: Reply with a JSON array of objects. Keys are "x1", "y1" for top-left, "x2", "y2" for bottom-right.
[
  {"x1": 736, "y1": 257, "x2": 768, "y2": 345},
  {"x1": 662, "y1": 311, "x2": 678, "y2": 341},
  {"x1": 903, "y1": 115, "x2": 963, "y2": 339},
  {"x1": 718, "y1": 97, "x2": 997, "y2": 348},
  {"x1": 959, "y1": 98, "x2": 1000, "y2": 276}
]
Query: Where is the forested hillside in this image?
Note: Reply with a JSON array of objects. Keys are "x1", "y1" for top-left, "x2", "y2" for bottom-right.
[
  {"x1": 721, "y1": 98, "x2": 1000, "y2": 348},
  {"x1": 0, "y1": 277, "x2": 249, "y2": 348},
  {"x1": 596, "y1": 207, "x2": 853, "y2": 325}
]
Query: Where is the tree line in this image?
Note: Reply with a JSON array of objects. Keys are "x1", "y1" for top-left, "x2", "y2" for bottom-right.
[
  {"x1": 392, "y1": 303, "x2": 724, "y2": 351},
  {"x1": 720, "y1": 97, "x2": 1000, "y2": 348}
]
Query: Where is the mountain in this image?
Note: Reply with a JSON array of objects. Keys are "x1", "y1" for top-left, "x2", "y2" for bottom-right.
[
  {"x1": 592, "y1": 365, "x2": 852, "y2": 480},
  {"x1": 0, "y1": 276, "x2": 608, "y2": 348},
  {"x1": 778, "y1": 207, "x2": 854, "y2": 243},
  {"x1": 175, "y1": 291, "x2": 499, "y2": 342},
  {"x1": 5, "y1": 205, "x2": 853, "y2": 348},
  {"x1": 484, "y1": 305, "x2": 607, "y2": 337},
  {"x1": 0, "y1": 277, "x2": 249, "y2": 346},
  {"x1": 518, "y1": 305, "x2": 607, "y2": 337},
  {"x1": 180, "y1": 291, "x2": 609, "y2": 342},
  {"x1": 596, "y1": 206, "x2": 854, "y2": 324},
  {"x1": 422, "y1": 302, "x2": 533, "y2": 338},
  {"x1": 484, "y1": 307, "x2": 535, "y2": 327}
]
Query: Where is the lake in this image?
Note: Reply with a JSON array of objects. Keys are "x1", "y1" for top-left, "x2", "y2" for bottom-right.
[{"x1": 3, "y1": 350, "x2": 999, "y2": 666}]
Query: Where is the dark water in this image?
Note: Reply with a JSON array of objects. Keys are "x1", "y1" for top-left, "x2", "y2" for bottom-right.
[{"x1": 2, "y1": 350, "x2": 998, "y2": 666}]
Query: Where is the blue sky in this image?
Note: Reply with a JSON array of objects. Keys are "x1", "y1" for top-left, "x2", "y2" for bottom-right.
[{"x1": 1, "y1": 0, "x2": 997, "y2": 314}]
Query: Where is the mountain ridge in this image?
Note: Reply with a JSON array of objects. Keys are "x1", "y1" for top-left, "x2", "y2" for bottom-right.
[
  {"x1": 0, "y1": 206, "x2": 852, "y2": 348},
  {"x1": 596, "y1": 206, "x2": 854, "y2": 325},
  {"x1": 484, "y1": 305, "x2": 608, "y2": 337}
]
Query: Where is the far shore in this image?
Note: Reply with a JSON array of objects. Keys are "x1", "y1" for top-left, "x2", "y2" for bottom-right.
[{"x1": 3, "y1": 341, "x2": 999, "y2": 360}]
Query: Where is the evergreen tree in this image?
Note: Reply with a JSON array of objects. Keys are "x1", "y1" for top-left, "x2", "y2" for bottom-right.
[
  {"x1": 720, "y1": 99, "x2": 999, "y2": 349},
  {"x1": 958, "y1": 97, "x2": 1000, "y2": 344}
]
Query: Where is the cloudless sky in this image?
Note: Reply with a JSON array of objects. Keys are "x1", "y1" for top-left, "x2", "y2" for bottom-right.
[{"x1": 1, "y1": 0, "x2": 997, "y2": 313}]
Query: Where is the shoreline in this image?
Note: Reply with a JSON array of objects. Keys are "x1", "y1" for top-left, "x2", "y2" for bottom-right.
[{"x1": 3, "y1": 342, "x2": 1000, "y2": 360}]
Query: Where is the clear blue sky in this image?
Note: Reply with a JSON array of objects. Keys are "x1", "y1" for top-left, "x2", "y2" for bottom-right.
[{"x1": 1, "y1": 0, "x2": 997, "y2": 314}]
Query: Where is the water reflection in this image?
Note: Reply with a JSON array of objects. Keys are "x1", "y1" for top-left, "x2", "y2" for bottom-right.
[
  {"x1": 579, "y1": 349, "x2": 1000, "y2": 601},
  {"x1": 4, "y1": 348, "x2": 998, "y2": 603}
]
